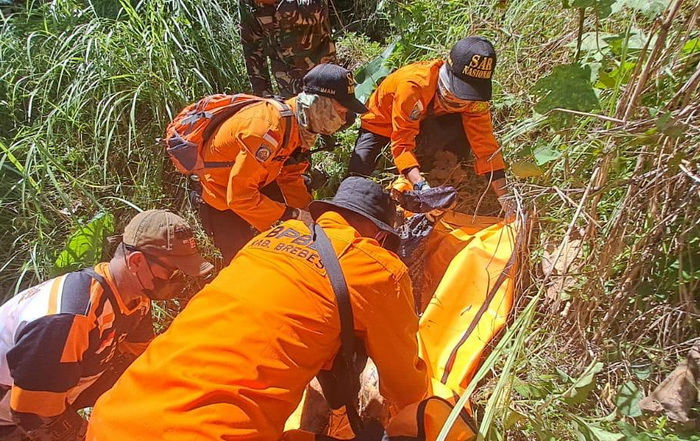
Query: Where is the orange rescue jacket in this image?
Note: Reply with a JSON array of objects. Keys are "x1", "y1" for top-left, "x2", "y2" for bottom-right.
[
  {"x1": 360, "y1": 60, "x2": 506, "y2": 176},
  {"x1": 199, "y1": 97, "x2": 312, "y2": 232},
  {"x1": 0, "y1": 263, "x2": 151, "y2": 425},
  {"x1": 86, "y1": 212, "x2": 429, "y2": 441}
]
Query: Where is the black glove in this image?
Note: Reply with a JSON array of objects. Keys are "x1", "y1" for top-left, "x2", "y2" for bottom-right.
[
  {"x1": 24, "y1": 409, "x2": 87, "y2": 441},
  {"x1": 317, "y1": 134, "x2": 338, "y2": 152},
  {"x1": 308, "y1": 167, "x2": 330, "y2": 191}
]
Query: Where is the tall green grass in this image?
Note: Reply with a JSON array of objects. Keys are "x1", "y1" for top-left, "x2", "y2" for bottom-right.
[{"x1": 1, "y1": 0, "x2": 247, "y2": 298}]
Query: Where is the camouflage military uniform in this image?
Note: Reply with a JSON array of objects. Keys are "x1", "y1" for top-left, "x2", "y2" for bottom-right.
[{"x1": 239, "y1": 0, "x2": 337, "y2": 97}]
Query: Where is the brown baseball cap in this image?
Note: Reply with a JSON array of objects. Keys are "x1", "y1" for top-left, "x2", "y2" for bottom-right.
[{"x1": 123, "y1": 209, "x2": 213, "y2": 277}]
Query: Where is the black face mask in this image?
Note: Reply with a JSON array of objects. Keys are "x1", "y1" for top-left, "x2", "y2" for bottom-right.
[
  {"x1": 146, "y1": 270, "x2": 189, "y2": 301},
  {"x1": 139, "y1": 260, "x2": 188, "y2": 301}
]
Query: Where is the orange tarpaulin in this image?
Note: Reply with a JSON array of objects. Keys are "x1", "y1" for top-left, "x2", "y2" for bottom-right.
[{"x1": 418, "y1": 212, "x2": 517, "y2": 401}]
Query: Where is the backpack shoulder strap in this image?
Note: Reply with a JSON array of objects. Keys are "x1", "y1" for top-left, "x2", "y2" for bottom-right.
[
  {"x1": 311, "y1": 223, "x2": 355, "y2": 358},
  {"x1": 267, "y1": 98, "x2": 295, "y2": 152},
  {"x1": 202, "y1": 98, "x2": 293, "y2": 168},
  {"x1": 61, "y1": 268, "x2": 115, "y2": 316},
  {"x1": 310, "y1": 223, "x2": 363, "y2": 434},
  {"x1": 199, "y1": 94, "x2": 262, "y2": 170}
]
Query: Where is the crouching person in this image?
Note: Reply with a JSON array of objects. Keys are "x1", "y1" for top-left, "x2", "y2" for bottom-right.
[
  {"x1": 0, "y1": 210, "x2": 213, "y2": 441},
  {"x1": 86, "y1": 177, "x2": 431, "y2": 441}
]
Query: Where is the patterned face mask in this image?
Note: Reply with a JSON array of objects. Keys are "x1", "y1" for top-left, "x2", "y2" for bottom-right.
[
  {"x1": 437, "y1": 65, "x2": 490, "y2": 114},
  {"x1": 296, "y1": 92, "x2": 346, "y2": 136},
  {"x1": 437, "y1": 74, "x2": 471, "y2": 112}
]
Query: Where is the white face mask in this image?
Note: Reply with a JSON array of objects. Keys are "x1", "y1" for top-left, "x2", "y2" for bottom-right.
[{"x1": 296, "y1": 92, "x2": 346, "y2": 136}]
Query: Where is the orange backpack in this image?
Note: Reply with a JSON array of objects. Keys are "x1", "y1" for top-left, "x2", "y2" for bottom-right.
[{"x1": 163, "y1": 94, "x2": 294, "y2": 175}]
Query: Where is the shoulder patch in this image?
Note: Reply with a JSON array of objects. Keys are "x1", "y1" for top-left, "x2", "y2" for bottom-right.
[
  {"x1": 255, "y1": 145, "x2": 272, "y2": 162},
  {"x1": 409, "y1": 100, "x2": 424, "y2": 121}
]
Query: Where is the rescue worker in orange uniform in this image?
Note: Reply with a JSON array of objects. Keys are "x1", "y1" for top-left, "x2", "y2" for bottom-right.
[
  {"x1": 86, "y1": 177, "x2": 430, "y2": 441},
  {"x1": 349, "y1": 36, "x2": 512, "y2": 213},
  {"x1": 0, "y1": 210, "x2": 212, "y2": 441},
  {"x1": 197, "y1": 63, "x2": 368, "y2": 263}
]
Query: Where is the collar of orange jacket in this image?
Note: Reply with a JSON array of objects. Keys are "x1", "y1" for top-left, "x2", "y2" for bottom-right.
[{"x1": 98, "y1": 262, "x2": 150, "y2": 315}]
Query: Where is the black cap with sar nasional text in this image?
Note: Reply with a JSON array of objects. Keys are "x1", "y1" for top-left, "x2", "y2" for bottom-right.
[
  {"x1": 445, "y1": 36, "x2": 497, "y2": 101},
  {"x1": 302, "y1": 63, "x2": 369, "y2": 114}
]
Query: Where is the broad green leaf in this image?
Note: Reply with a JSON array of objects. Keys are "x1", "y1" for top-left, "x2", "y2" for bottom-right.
[
  {"x1": 623, "y1": 0, "x2": 669, "y2": 18},
  {"x1": 534, "y1": 145, "x2": 562, "y2": 165},
  {"x1": 557, "y1": 366, "x2": 573, "y2": 382},
  {"x1": 54, "y1": 212, "x2": 115, "y2": 275},
  {"x1": 513, "y1": 381, "x2": 534, "y2": 398},
  {"x1": 514, "y1": 380, "x2": 549, "y2": 399},
  {"x1": 596, "y1": 70, "x2": 616, "y2": 89},
  {"x1": 563, "y1": 361, "x2": 604, "y2": 405},
  {"x1": 683, "y1": 39, "x2": 700, "y2": 55},
  {"x1": 615, "y1": 381, "x2": 643, "y2": 417},
  {"x1": 511, "y1": 160, "x2": 543, "y2": 178},
  {"x1": 589, "y1": 425, "x2": 624, "y2": 441},
  {"x1": 605, "y1": 31, "x2": 652, "y2": 54},
  {"x1": 569, "y1": 32, "x2": 613, "y2": 53},
  {"x1": 504, "y1": 408, "x2": 527, "y2": 430},
  {"x1": 354, "y1": 42, "x2": 398, "y2": 104},
  {"x1": 532, "y1": 63, "x2": 601, "y2": 116}
]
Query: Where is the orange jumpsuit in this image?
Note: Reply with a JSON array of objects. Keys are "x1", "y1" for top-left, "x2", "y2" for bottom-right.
[
  {"x1": 199, "y1": 97, "x2": 312, "y2": 232},
  {"x1": 358, "y1": 59, "x2": 506, "y2": 176},
  {"x1": 87, "y1": 212, "x2": 429, "y2": 441}
]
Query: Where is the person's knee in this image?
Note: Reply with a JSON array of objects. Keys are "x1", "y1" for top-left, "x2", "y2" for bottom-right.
[{"x1": 349, "y1": 131, "x2": 387, "y2": 176}]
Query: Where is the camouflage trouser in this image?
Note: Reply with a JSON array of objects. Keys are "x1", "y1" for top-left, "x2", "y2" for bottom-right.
[{"x1": 239, "y1": 0, "x2": 337, "y2": 97}]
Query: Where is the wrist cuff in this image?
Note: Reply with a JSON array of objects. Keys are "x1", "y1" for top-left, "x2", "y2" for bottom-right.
[
  {"x1": 280, "y1": 206, "x2": 296, "y2": 221},
  {"x1": 484, "y1": 169, "x2": 506, "y2": 181}
]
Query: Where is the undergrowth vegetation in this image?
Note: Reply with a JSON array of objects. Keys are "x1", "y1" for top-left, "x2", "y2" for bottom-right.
[
  {"x1": 1, "y1": 0, "x2": 699, "y2": 440},
  {"x1": 0, "y1": 0, "x2": 247, "y2": 295}
]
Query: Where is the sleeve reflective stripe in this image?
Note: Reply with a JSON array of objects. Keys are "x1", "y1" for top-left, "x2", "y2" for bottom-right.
[{"x1": 10, "y1": 386, "x2": 67, "y2": 417}]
